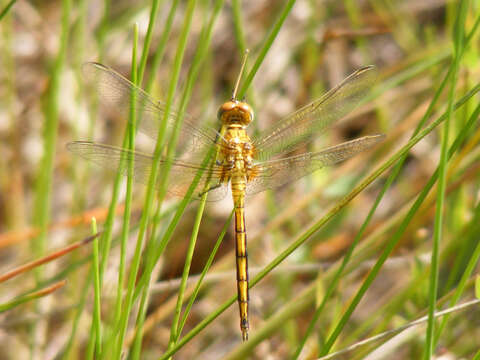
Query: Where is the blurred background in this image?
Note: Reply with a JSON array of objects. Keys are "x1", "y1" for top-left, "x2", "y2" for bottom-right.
[{"x1": 0, "y1": 0, "x2": 479, "y2": 359}]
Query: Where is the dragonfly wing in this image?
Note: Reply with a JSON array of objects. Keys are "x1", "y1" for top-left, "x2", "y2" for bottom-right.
[
  {"x1": 83, "y1": 62, "x2": 219, "y2": 152},
  {"x1": 246, "y1": 135, "x2": 384, "y2": 196},
  {"x1": 252, "y1": 66, "x2": 378, "y2": 161},
  {"x1": 67, "y1": 141, "x2": 228, "y2": 201}
]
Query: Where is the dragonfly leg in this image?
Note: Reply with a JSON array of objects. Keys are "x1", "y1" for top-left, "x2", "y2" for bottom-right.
[{"x1": 197, "y1": 183, "x2": 222, "y2": 197}]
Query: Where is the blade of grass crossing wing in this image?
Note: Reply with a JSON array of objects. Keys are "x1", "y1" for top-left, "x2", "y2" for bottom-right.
[
  {"x1": 102, "y1": 0, "x2": 176, "y2": 353},
  {"x1": 98, "y1": 0, "x2": 162, "y2": 285},
  {"x1": 130, "y1": 2, "x2": 225, "y2": 357},
  {"x1": 113, "y1": 1, "x2": 197, "y2": 357},
  {"x1": 98, "y1": 0, "x2": 161, "y2": 285}
]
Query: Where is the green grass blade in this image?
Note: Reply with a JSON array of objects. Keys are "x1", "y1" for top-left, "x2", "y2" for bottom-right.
[
  {"x1": 474, "y1": 350, "x2": 480, "y2": 360},
  {"x1": 237, "y1": 0, "x2": 296, "y2": 98},
  {"x1": 86, "y1": 218, "x2": 103, "y2": 360},
  {"x1": 177, "y1": 210, "x2": 234, "y2": 337},
  {"x1": 111, "y1": 22, "x2": 139, "y2": 343},
  {"x1": 31, "y1": 0, "x2": 71, "y2": 355},
  {"x1": 33, "y1": 0, "x2": 71, "y2": 285},
  {"x1": 144, "y1": 0, "x2": 180, "y2": 93},
  {"x1": 131, "y1": 149, "x2": 214, "y2": 356},
  {"x1": 231, "y1": 0, "x2": 247, "y2": 54},
  {"x1": 424, "y1": 2, "x2": 468, "y2": 358},
  {"x1": 434, "y1": 202, "x2": 480, "y2": 343},
  {"x1": 137, "y1": 0, "x2": 161, "y2": 82},
  {"x1": 230, "y1": 0, "x2": 256, "y2": 109},
  {"x1": 96, "y1": 0, "x2": 111, "y2": 59},
  {"x1": 167, "y1": 194, "x2": 208, "y2": 346},
  {"x1": 0, "y1": 0, "x2": 15, "y2": 21},
  {"x1": 91, "y1": 218, "x2": 102, "y2": 359},
  {"x1": 62, "y1": 269, "x2": 93, "y2": 359},
  {"x1": 477, "y1": 276, "x2": 480, "y2": 300}
]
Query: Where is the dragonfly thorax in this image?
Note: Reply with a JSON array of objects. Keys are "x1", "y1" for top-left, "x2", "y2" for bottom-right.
[
  {"x1": 220, "y1": 126, "x2": 255, "y2": 174},
  {"x1": 217, "y1": 100, "x2": 254, "y2": 126}
]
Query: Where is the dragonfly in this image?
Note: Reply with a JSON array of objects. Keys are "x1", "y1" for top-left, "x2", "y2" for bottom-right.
[{"x1": 68, "y1": 53, "x2": 384, "y2": 341}]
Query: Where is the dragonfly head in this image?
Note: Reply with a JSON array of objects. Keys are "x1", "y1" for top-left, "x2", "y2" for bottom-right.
[{"x1": 217, "y1": 100, "x2": 254, "y2": 126}]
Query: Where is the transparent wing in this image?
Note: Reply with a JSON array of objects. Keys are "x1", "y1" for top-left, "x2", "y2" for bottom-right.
[
  {"x1": 83, "y1": 62, "x2": 219, "y2": 152},
  {"x1": 67, "y1": 141, "x2": 228, "y2": 201},
  {"x1": 246, "y1": 135, "x2": 384, "y2": 196},
  {"x1": 252, "y1": 66, "x2": 377, "y2": 161}
]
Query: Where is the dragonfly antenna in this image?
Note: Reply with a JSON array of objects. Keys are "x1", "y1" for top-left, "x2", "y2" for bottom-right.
[{"x1": 232, "y1": 49, "x2": 249, "y2": 100}]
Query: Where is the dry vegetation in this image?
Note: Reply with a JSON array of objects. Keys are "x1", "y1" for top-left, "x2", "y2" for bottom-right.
[{"x1": 0, "y1": 0, "x2": 479, "y2": 359}]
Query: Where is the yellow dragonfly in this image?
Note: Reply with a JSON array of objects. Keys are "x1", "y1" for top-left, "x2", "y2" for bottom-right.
[{"x1": 68, "y1": 54, "x2": 383, "y2": 341}]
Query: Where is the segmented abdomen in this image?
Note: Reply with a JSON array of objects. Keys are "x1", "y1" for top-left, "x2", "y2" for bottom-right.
[{"x1": 231, "y1": 176, "x2": 249, "y2": 341}]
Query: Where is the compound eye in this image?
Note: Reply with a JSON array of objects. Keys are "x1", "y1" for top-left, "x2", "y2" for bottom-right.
[
  {"x1": 217, "y1": 101, "x2": 237, "y2": 119},
  {"x1": 238, "y1": 102, "x2": 254, "y2": 122}
]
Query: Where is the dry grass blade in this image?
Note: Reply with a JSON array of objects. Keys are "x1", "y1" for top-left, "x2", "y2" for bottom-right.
[
  {"x1": 0, "y1": 233, "x2": 100, "y2": 283},
  {"x1": 0, "y1": 280, "x2": 67, "y2": 313}
]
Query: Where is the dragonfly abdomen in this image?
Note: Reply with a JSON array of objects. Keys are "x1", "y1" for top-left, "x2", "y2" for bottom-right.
[{"x1": 231, "y1": 177, "x2": 249, "y2": 341}]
